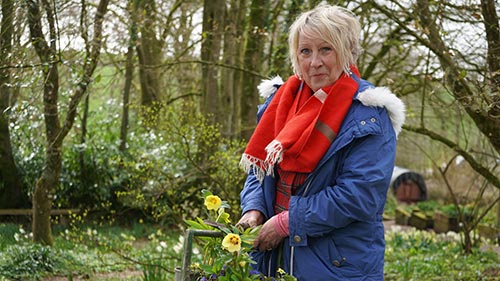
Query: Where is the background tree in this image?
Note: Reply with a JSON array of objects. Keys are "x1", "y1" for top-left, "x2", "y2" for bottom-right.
[
  {"x1": 120, "y1": 0, "x2": 139, "y2": 152},
  {"x1": 201, "y1": 0, "x2": 225, "y2": 124},
  {"x1": 240, "y1": 0, "x2": 270, "y2": 139},
  {"x1": 220, "y1": 0, "x2": 247, "y2": 137},
  {"x1": 136, "y1": 0, "x2": 163, "y2": 109},
  {"x1": 26, "y1": 0, "x2": 109, "y2": 245},
  {"x1": 368, "y1": 0, "x2": 499, "y2": 251},
  {"x1": 0, "y1": 0, "x2": 27, "y2": 208}
]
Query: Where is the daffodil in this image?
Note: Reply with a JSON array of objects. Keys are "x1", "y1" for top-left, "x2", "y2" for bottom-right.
[
  {"x1": 222, "y1": 233, "x2": 241, "y2": 253},
  {"x1": 204, "y1": 195, "x2": 222, "y2": 211}
]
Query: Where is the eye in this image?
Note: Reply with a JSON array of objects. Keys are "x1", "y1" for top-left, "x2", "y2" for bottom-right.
[
  {"x1": 299, "y1": 48, "x2": 311, "y2": 56},
  {"x1": 320, "y1": 47, "x2": 333, "y2": 53}
]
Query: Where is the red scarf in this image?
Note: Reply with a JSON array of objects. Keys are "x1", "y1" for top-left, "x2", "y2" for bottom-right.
[{"x1": 241, "y1": 72, "x2": 358, "y2": 182}]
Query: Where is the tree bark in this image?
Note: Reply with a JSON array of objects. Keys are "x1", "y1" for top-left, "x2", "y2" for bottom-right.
[
  {"x1": 0, "y1": 0, "x2": 26, "y2": 208},
  {"x1": 136, "y1": 0, "x2": 162, "y2": 108},
  {"x1": 120, "y1": 0, "x2": 138, "y2": 152},
  {"x1": 220, "y1": 0, "x2": 246, "y2": 138},
  {"x1": 481, "y1": 0, "x2": 500, "y2": 94},
  {"x1": 201, "y1": 0, "x2": 225, "y2": 124},
  {"x1": 240, "y1": 0, "x2": 269, "y2": 139}
]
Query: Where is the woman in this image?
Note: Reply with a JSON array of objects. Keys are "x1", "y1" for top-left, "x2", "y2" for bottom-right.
[{"x1": 237, "y1": 4, "x2": 405, "y2": 281}]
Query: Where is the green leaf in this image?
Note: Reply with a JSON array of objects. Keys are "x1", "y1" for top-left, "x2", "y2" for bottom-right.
[
  {"x1": 94, "y1": 74, "x2": 102, "y2": 83},
  {"x1": 201, "y1": 189, "x2": 213, "y2": 198},
  {"x1": 220, "y1": 201, "x2": 231, "y2": 209}
]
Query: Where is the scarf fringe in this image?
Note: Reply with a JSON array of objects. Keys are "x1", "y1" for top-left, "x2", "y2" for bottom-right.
[
  {"x1": 240, "y1": 154, "x2": 267, "y2": 183},
  {"x1": 240, "y1": 140, "x2": 284, "y2": 183},
  {"x1": 265, "y1": 140, "x2": 283, "y2": 169}
]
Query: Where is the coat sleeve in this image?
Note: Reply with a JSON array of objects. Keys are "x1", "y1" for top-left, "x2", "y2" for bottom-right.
[
  {"x1": 240, "y1": 172, "x2": 267, "y2": 216},
  {"x1": 288, "y1": 112, "x2": 396, "y2": 246},
  {"x1": 240, "y1": 89, "x2": 278, "y2": 217}
]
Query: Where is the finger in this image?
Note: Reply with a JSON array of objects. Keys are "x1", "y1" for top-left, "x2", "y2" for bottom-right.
[
  {"x1": 237, "y1": 222, "x2": 250, "y2": 229},
  {"x1": 253, "y1": 238, "x2": 260, "y2": 250}
]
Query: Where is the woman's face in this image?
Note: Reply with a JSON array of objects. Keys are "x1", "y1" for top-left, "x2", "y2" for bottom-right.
[{"x1": 297, "y1": 33, "x2": 344, "y2": 92}]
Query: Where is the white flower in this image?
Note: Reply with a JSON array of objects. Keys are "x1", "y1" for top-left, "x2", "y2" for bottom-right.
[{"x1": 173, "y1": 235, "x2": 185, "y2": 254}]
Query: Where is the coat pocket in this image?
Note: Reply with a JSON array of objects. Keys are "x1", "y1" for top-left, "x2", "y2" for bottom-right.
[{"x1": 326, "y1": 236, "x2": 346, "y2": 268}]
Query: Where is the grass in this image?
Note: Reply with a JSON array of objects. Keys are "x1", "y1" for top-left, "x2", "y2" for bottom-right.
[{"x1": 0, "y1": 219, "x2": 498, "y2": 280}]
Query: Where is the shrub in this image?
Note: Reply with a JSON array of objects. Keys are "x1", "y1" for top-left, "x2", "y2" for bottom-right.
[
  {"x1": 10, "y1": 95, "x2": 247, "y2": 225},
  {"x1": 0, "y1": 243, "x2": 63, "y2": 280}
]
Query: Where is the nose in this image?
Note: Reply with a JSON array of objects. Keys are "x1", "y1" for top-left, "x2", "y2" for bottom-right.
[{"x1": 310, "y1": 52, "x2": 323, "y2": 68}]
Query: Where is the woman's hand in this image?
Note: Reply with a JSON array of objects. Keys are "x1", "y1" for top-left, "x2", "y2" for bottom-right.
[
  {"x1": 253, "y1": 215, "x2": 284, "y2": 252},
  {"x1": 236, "y1": 210, "x2": 264, "y2": 229}
]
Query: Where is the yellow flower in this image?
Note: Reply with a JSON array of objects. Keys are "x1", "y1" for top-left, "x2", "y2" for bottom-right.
[
  {"x1": 222, "y1": 233, "x2": 241, "y2": 253},
  {"x1": 204, "y1": 195, "x2": 222, "y2": 211},
  {"x1": 218, "y1": 211, "x2": 231, "y2": 223}
]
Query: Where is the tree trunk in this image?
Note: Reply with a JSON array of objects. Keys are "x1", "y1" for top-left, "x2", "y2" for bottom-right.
[
  {"x1": 33, "y1": 148, "x2": 61, "y2": 245},
  {"x1": 481, "y1": 0, "x2": 500, "y2": 94},
  {"x1": 0, "y1": 0, "x2": 26, "y2": 208},
  {"x1": 26, "y1": 0, "x2": 61, "y2": 244},
  {"x1": 136, "y1": 0, "x2": 162, "y2": 108},
  {"x1": 240, "y1": 0, "x2": 269, "y2": 139},
  {"x1": 201, "y1": 0, "x2": 225, "y2": 123},
  {"x1": 120, "y1": 0, "x2": 138, "y2": 152},
  {"x1": 220, "y1": 0, "x2": 246, "y2": 138}
]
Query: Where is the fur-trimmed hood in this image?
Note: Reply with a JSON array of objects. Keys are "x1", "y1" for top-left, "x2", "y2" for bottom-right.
[{"x1": 257, "y1": 75, "x2": 405, "y2": 137}]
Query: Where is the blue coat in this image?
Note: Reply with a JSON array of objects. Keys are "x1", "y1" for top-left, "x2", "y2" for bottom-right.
[{"x1": 240, "y1": 76, "x2": 405, "y2": 280}]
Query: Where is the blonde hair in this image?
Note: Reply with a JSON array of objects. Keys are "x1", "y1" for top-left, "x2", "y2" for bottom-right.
[{"x1": 288, "y1": 4, "x2": 361, "y2": 76}]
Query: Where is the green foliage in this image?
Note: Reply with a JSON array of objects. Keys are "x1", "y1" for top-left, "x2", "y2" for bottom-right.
[
  {"x1": 383, "y1": 192, "x2": 398, "y2": 218},
  {"x1": 110, "y1": 102, "x2": 247, "y2": 224},
  {"x1": 8, "y1": 100, "x2": 46, "y2": 200},
  {"x1": 0, "y1": 224, "x2": 19, "y2": 250},
  {"x1": 9, "y1": 91, "x2": 247, "y2": 225},
  {"x1": 0, "y1": 243, "x2": 61, "y2": 280},
  {"x1": 140, "y1": 231, "x2": 174, "y2": 281},
  {"x1": 439, "y1": 203, "x2": 474, "y2": 218},
  {"x1": 0, "y1": 226, "x2": 75, "y2": 280},
  {"x1": 414, "y1": 200, "x2": 440, "y2": 215},
  {"x1": 184, "y1": 190, "x2": 295, "y2": 281},
  {"x1": 384, "y1": 226, "x2": 500, "y2": 280},
  {"x1": 0, "y1": 222, "x2": 182, "y2": 280},
  {"x1": 0, "y1": 221, "x2": 498, "y2": 280}
]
